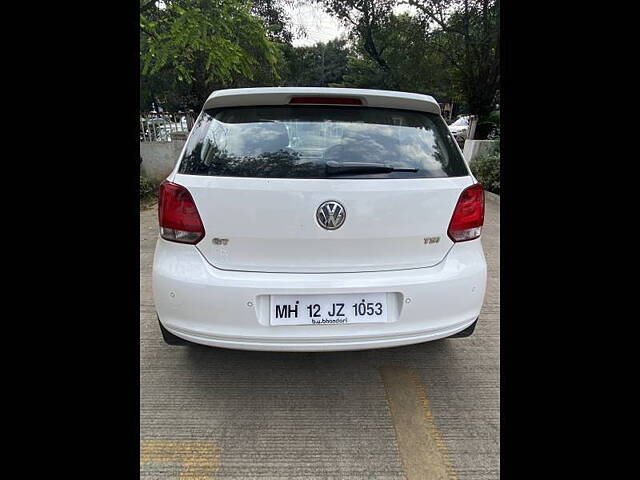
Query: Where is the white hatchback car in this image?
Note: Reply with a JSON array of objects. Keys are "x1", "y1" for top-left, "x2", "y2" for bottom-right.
[
  {"x1": 448, "y1": 115, "x2": 470, "y2": 142},
  {"x1": 152, "y1": 87, "x2": 487, "y2": 351}
]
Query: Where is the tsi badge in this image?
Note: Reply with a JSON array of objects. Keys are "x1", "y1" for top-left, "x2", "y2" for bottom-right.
[
  {"x1": 424, "y1": 236, "x2": 440, "y2": 244},
  {"x1": 316, "y1": 201, "x2": 346, "y2": 230}
]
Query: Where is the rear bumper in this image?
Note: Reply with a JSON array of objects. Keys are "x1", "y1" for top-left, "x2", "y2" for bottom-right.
[
  {"x1": 152, "y1": 238, "x2": 487, "y2": 352},
  {"x1": 163, "y1": 317, "x2": 479, "y2": 351}
]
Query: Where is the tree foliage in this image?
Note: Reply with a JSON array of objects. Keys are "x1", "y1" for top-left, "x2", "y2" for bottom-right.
[
  {"x1": 251, "y1": 0, "x2": 299, "y2": 44},
  {"x1": 406, "y1": 0, "x2": 500, "y2": 118},
  {"x1": 281, "y1": 39, "x2": 349, "y2": 87},
  {"x1": 140, "y1": 0, "x2": 499, "y2": 124},
  {"x1": 140, "y1": 0, "x2": 288, "y2": 109},
  {"x1": 333, "y1": 13, "x2": 457, "y2": 101},
  {"x1": 318, "y1": 0, "x2": 396, "y2": 74},
  {"x1": 140, "y1": 0, "x2": 280, "y2": 83},
  {"x1": 470, "y1": 145, "x2": 500, "y2": 194},
  {"x1": 316, "y1": 0, "x2": 498, "y2": 118}
]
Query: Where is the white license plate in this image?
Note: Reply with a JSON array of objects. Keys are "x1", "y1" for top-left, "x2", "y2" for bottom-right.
[{"x1": 270, "y1": 293, "x2": 388, "y2": 326}]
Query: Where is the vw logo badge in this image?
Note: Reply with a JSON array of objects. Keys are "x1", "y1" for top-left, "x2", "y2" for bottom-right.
[{"x1": 316, "y1": 201, "x2": 346, "y2": 230}]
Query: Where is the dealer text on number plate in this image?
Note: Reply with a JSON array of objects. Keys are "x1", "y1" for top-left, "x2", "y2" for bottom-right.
[{"x1": 270, "y1": 293, "x2": 388, "y2": 326}]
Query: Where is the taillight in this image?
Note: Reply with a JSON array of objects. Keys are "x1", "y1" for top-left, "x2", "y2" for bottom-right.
[
  {"x1": 447, "y1": 184, "x2": 485, "y2": 242},
  {"x1": 289, "y1": 96, "x2": 362, "y2": 105},
  {"x1": 158, "y1": 181, "x2": 205, "y2": 244}
]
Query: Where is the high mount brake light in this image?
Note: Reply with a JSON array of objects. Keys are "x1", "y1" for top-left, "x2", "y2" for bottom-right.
[
  {"x1": 447, "y1": 184, "x2": 485, "y2": 242},
  {"x1": 158, "y1": 181, "x2": 205, "y2": 244},
  {"x1": 289, "y1": 96, "x2": 363, "y2": 105}
]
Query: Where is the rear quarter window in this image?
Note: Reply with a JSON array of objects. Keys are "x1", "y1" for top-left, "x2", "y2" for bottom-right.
[{"x1": 178, "y1": 106, "x2": 469, "y2": 179}]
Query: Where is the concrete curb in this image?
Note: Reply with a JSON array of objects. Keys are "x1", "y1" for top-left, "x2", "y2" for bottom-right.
[{"x1": 485, "y1": 191, "x2": 500, "y2": 205}]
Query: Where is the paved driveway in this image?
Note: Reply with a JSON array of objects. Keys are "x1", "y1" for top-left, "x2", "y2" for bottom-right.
[{"x1": 140, "y1": 198, "x2": 499, "y2": 479}]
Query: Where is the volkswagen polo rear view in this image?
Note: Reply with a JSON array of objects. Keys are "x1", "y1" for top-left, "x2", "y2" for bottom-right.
[{"x1": 152, "y1": 87, "x2": 487, "y2": 351}]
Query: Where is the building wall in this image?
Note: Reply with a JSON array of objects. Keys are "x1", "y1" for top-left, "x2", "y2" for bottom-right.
[{"x1": 140, "y1": 137, "x2": 186, "y2": 184}]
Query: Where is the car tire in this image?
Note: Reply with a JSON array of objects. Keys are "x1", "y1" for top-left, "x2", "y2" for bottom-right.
[
  {"x1": 158, "y1": 316, "x2": 191, "y2": 346},
  {"x1": 448, "y1": 318, "x2": 478, "y2": 338}
]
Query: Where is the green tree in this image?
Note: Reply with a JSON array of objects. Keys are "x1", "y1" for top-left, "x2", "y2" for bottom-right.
[
  {"x1": 406, "y1": 0, "x2": 500, "y2": 119},
  {"x1": 317, "y1": 0, "x2": 498, "y2": 122},
  {"x1": 251, "y1": 0, "x2": 297, "y2": 44},
  {"x1": 140, "y1": 0, "x2": 284, "y2": 109},
  {"x1": 333, "y1": 13, "x2": 457, "y2": 101},
  {"x1": 318, "y1": 0, "x2": 397, "y2": 76},
  {"x1": 281, "y1": 39, "x2": 350, "y2": 87},
  {"x1": 315, "y1": 2, "x2": 458, "y2": 99}
]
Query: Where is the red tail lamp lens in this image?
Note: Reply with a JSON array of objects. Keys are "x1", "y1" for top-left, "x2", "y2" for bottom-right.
[
  {"x1": 289, "y1": 96, "x2": 362, "y2": 105},
  {"x1": 158, "y1": 181, "x2": 205, "y2": 244},
  {"x1": 447, "y1": 184, "x2": 485, "y2": 242}
]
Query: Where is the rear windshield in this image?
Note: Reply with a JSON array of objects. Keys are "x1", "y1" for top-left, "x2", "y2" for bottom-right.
[{"x1": 178, "y1": 106, "x2": 468, "y2": 179}]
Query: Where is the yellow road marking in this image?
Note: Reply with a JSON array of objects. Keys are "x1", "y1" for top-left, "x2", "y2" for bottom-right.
[
  {"x1": 380, "y1": 366, "x2": 457, "y2": 480},
  {"x1": 141, "y1": 440, "x2": 221, "y2": 480}
]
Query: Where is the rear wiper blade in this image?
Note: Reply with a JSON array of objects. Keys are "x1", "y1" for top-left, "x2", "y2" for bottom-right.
[{"x1": 325, "y1": 161, "x2": 418, "y2": 175}]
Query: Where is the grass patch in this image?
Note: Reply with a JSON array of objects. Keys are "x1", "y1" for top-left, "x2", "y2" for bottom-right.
[{"x1": 140, "y1": 175, "x2": 159, "y2": 209}]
